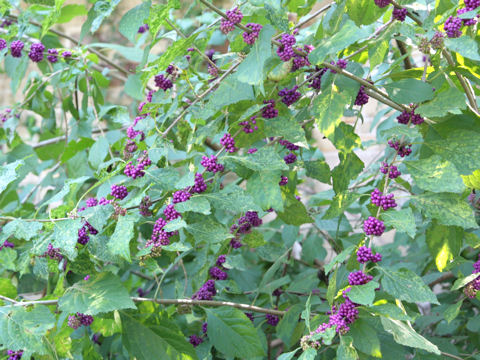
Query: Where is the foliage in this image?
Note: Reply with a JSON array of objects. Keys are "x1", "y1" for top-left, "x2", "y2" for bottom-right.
[{"x1": 0, "y1": 0, "x2": 479, "y2": 358}]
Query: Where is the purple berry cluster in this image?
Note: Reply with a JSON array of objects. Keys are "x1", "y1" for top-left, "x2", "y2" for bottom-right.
[
  {"x1": 68, "y1": 313, "x2": 94, "y2": 329},
  {"x1": 393, "y1": 7, "x2": 408, "y2": 21},
  {"x1": 230, "y1": 211, "x2": 263, "y2": 247},
  {"x1": 354, "y1": 85, "x2": 369, "y2": 106},
  {"x1": 7, "y1": 350, "x2": 23, "y2": 360},
  {"x1": 243, "y1": 23, "x2": 262, "y2": 45},
  {"x1": 164, "y1": 204, "x2": 181, "y2": 220},
  {"x1": 380, "y1": 162, "x2": 401, "y2": 179},
  {"x1": 28, "y1": 42, "x2": 45, "y2": 62},
  {"x1": 209, "y1": 266, "x2": 228, "y2": 280},
  {"x1": 10, "y1": 40, "x2": 24, "y2": 57},
  {"x1": 220, "y1": 133, "x2": 237, "y2": 153},
  {"x1": 220, "y1": 7, "x2": 243, "y2": 34},
  {"x1": 189, "y1": 334, "x2": 203, "y2": 347},
  {"x1": 262, "y1": 99, "x2": 279, "y2": 119},
  {"x1": 172, "y1": 190, "x2": 191, "y2": 204},
  {"x1": 292, "y1": 45, "x2": 313, "y2": 71},
  {"x1": 146, "y1": 217, "x2": 175, "y2": 248},
  {"x1": 330, "y1": 59, "x2": 348, "y2": 73},
  {"x1": 309, "y1": 66, "x2": 327, "y2": 90},
  {"x1": 0, "y1": 240, "x2": 14, "y2": 251},
  {"x1": 363, "y1": 216, "x2": 385, "y2": 236},
  {"x1": 388, "y1": 139, "x2": 412, "y2": 157},
  {"x1": 111, "y1": 184, "x2": 128, "y2": 200},
  {"x1": 279, "y1": 176, "x2": 288, "y2": 186},
  {"x1": 193, "y1": 279, "x2": 217, "y2": 300},
  {"x1": 154, "y1": 74, "x2": 173, "y2": 90},
  {"x1": 284, "y1": 153, "x2": 297, "y2": 164},
  {"x1": 278, "y1": 86, "x2": 301, "y2": 106},
  {"x1": 124, "y1": 140, "x2": 138, "y2": 159},
  {"x1": 77, "y1": 222, "x2": 98, "y2": 245},
  {"x1": 139, "y1": 196, "x2": 153, "y2": 217},
  {"x1": 266, "y1": 313, "x2": 279, "y2": 326},
  {"x1": 374, "y1": 0, "x2": 390, "y2": 7},
  {"x1": 370, "y1": 188, "x2": 397, "y2": 210},
  {"x1": 457, "y1": 8, "x2": 477, "y2": 26},
  {"x1": 279, "y1": 139, "x2": 299, "y2": 151},
  {"x1": 397, "y1": 108, "x2": 424, "y2": 125},
  {"x1": 247, "y1": 148, "x2": 258, "y2": 154},
  {"x1": 240, "y1": 116, "x2": 258, "y2": 134},
  {"x1": 0, "y1": 38, "x2": 5, "y2": 51},
  {"x1": 348, "y1": 270, "x2": 373, "y2": 285},
  {"x1": 201, "y1": 155, "x2": 224, "y2": 173},
  {"x1": 47, "y1": 48, "x2": 58, "y2": 63},
  {"x1": 138, "y1": 24, "x2": 149, "y2": 33},
  {"x1": 464, "y1": 254, "x2": 480, "y2": 298},
  {"x1": 124, "y1": 151, "x2": 152, "y2": 179},
  {"x1": 276, "y1": 33, "x2": 296, "y2": 61},
  {"x1": 192, "y1": 172, "x2": 207, "y2": 193},
  {"x1": 126, "y1": 125, "x2": 144, "y2": 141},
  {"x1": 444, "y1": 16, "x2": 463, "y2": 38},
  {"x1": 356, "y1": 246, "x2": 382, "y2": 264},
  {"x1": 43, "y1": 243, "x2": 63, "y2": 262}
]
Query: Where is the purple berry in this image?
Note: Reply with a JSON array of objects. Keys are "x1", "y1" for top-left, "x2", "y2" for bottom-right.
[
  {"x1": 348, "y1": 270, "x2": 373, "y2": 285},
  {"x1": 266, "y1": 314, "x2": 279, "y2": 326},
  {"x1": 363, "y1": 216, "x2": 385, "y2": 236},
  {"x1": 110, "y1": 184, "x2": 128, "y2": 200},
  {"x1": 262, "y1": 99, "x2": 278, "y2": 119},
  {"x1": 220, "y1": 133, "x2": 237, "y2": 153},
  {"x1": 192, "y1": 172, "x2": 207, "y2": 193},
  {"x1": 284, "y1": 153, "x2": 297, "y2": 164},
  {"x1": 28, "y1": 42, "x2": 45, "y2": 62},
  {"x1": 380, "y1": 162, "x2": 401, "y2": 178},
  {"x1": 139, "y1": 196, "x2": 153, "y2": 217},
  {"x1": 164, "y1": 204, "x2": 181, "y2": 220},
  {"x1": 193, "y1": 279, "x2": 217, "y2": 300},
  {"x1": 0, "y1": 38, "x2": 6, "y2": 51},
  {"x1": 154, "y1": 74, "x2": 173, "y2": 90},
  {"x1": 240, "y1": 116, "x2": 258, "y2": 134},
  {"x1": 444, "y1": 16, "x2": 462, "y2": 38},
  {"x1": 279, "y1": 139, "x2": 299, "y2": 151},
  {"x1": 202, "y1": 322, "x2": 208, "y2": 334},
  {"x1": 216, "y1": 255, "x2": 226, "y2": 266},
  {"x1": 62, "y1": 50, "x2": 72, "y2": 58},
  {"x1": 189, "y1": 334, "x2": 203, "y2": 347},
  {"x1": 279, "y1": 176, "x2": 288, "y2": 186},
  {"x1": 173, "y1": 190, "x2": 191, "y2": 204},
  {"x1": 370, "y1": 188, "x2": 397, "y2": 210},
  {"x1": 354, "y1": 85, "x2": 369, "y2": 106},
  {"x1": 388, "y1": 139, "x2": 412, "y2": 157},
  {"x1": 276, "y1": 33, "x2": 296, "y2": 62},
  {"x1": 47, "y1": 48, "x2": 58, "y2": 63},
  {"x1": 220, "y1": 7, "x2": 243, "y2": 34},
  {"x1": 247, "y1": 148, "x2": 258, "y2": 154},
  {"x1": 374, "y1": 0, "x2": 390, "y2": 8},
  {"x1": 356, "y1": 246, "x2": 373, "y2": 264},
  {"x1": 243, "y1": 23, "x2": 262, "y2": 44},
  {"x1": 278, "y1": 86, "x2": 301, "y2": 106},
  {"x1": 464, "y1": 0, "x2": 480, "y2": 9},
  {"x1": 392, "y1": 8, "x2": 408, "y2": 21},
  {"x1": 209, "y1": 266, "x2": 228, "y2": 280},
  {"x1": 457, "y1": 8, "x2": 477, "y2": 26},
  {"x1": 10, "y1": 40, "x2": 24, "y2": 58},
  {"x1": 201, "y1": 155, "x2": 224, "y2": 173}
]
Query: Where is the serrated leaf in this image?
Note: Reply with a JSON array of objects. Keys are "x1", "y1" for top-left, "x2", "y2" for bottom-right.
[
  {"x1": 380, "y1": 317, "x2": 441, "y2": 354},
  {"x1": 325, "y1": 245, "x2": 356, "y2": 274},
  {"x1": 175, "y1": 196, "x2": 211, "y2": 215},
  {"x1": 236, "y1": 25, "x2": 275, "y2": 87},
  {"x1": 186, "y1": 218, "x2": 233, "y2": 244},
  {"x1": 346, "y1": 0, "x2": 386, "y2": 25},
  {"x1": 247, "y1": 170, "x2": 284, "y2": 211},
  {"x1": 121, "y1": 313, "x2": 198, "y2": 360},
  {"x1": 278, "y1": 348, "x2": 301, "y2": 360},
  {"x1": 405, "y1": 155, "x2": 465, "y2": 193},
  {"x1": 43, "y1": 176, "x2": 89, "y2": 207},
  {"x1": 305, "y1": 160, "x2": 331, "y2": 184},
  {"x1": 277, "y1": 193, "x2": 313, "y2": 225},
  {"x1": 337, "y1": 336, "x2": 359, "y2": 360},
  {"x1": 58, "y1": 272, "x2": 136, "y2": 315},
  {"x1": 349, "y1": 319, "x2": 382, "y2": 358},
  {"x1": 380, "y1": 208, "x2": 416, "y2": 238},
  {"x1": 331, "y1": 152, "x2": 364, "y2": 194},
  {"x1": 0, "y1": 305, "x2": 55, "y2": 357},
  {"x1": 226, "y1": 146, "x2": 288, "y2": 172},
  {"x1": 108, "y1": 213, "x2": 137, "y2": 262},
  {"x1": 163, "y1": 218, "x2": 186, "y2": 232},
  {"x1": 461, "y1": 169, "x2": 480, "y2": 189},
  {"x1": 88, "y1": 137, "x2": 109, "y2": 169},
  {"x1": 445, "y1": 37, "x2": 480, "y2": 61},
  {"x1": 324, "y1": 122, "x2": 361, "y2": 153},
  {"x1": 384, "y1": 79, "x2": 435, "y2": 104},
  {"x1": 205, "y1": 307, "x2": 264, "y2": 358},
  {"x1": 425, "y1": 129, "x2": 480, "y2": 175},
  {"x1": 444, "y1": 299, "x2": 463, "y2": 323},
  {"x1": 323, "y1": 192, "x2": 360, "y2": 219},
  {"x1": 367, "y1": 303, "x2": 416, "y2": 321},
  {"x1": 52, "y1": 219, "x2": 83, "y2": 260},
  {"x1": 379, "y1": 267, "x2": 439, "y2": 304},
  {"x1": 277, "y1": 304, "x2": 304, "y2": 349},
  {"x1": 416, "y1": 87, "x2": 467, "y2": 118},
  {"x1": 201, "y1": 185, "x2": 260, "y2": 213},
  {"x1": 327, "y1": 267, "x2": 338, "y2": 305},
  {"x1": 347, "y1": 281, "x2": 379, "y2": 306},
  {"x1": 413, "y1": 192, "x2": 478, "y2": 229},
  {"x1": 0, "y1": 160, "x2": 23, "y2": 193},
  {"x1": 451, "y1": 273, "x2": 479, "y2": 291},
  {"x1": 426, "y1": 222, "x2": 462, "y2": 272},
  {"x1": 313, "y1": 88, "x2": 349, "y2": 134},
  {"x1": 119, "y1": 1, "x2": 150, "y2": 43},
  {"x1": 243, "y1": 230, "x2": 265, "y2": 248},
  {"x1": 301, "y1": 294, "x2": 312, "y2": 331},
  {"x1": 1, "y1": 219, "x2": 42, "y2": 241},
  {"x1": 264, "y1": 117, "x2": 308, "y2": 146}
]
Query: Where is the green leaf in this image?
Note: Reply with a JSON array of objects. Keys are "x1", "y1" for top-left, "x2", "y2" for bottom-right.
[
  {"x1": 204, "y1": 73, "x2": 254, "y2": 115},
  {"x1": 147, "y1": 3, "x2": 172, "y2": 38},
  {"x1": 383, "y1": 79, "x2": 435, "y2": 104},
  {"x1": 349, "y1": 319, "x2": 382, "y2": 358},
  {"x1": 81, "y1": 203, "x2": 113, "y2": 233},
  {"x1": 1, "y1": 219, "x2": 42, "y2": 241},
  {"x1": 119, "y1": 1, "x2": 151, "y2": 43},
  {"x1": 186, "y1": 218, "x2": 233, "y2": 244},
  {"x1": 425, "y1": 129, "x2": 480, "y2": 175},
  {"x1": 346, "y1": 0, "x2": 385, "y2": 25},
  {"x1": 0, "y1": 278, "x2": 17, "y2": 304},
  {"x1": 331, "y1": 152, "x2": 364, "y2": 194},
  {"x1": 301, "y1": 294, "x2": 312, "y2": 331},
  {"x1": 426, "y1": 222, "x2": 462, "y2": 272},
  {"x1": 0, "y1": 160, "x2": 23, "y2": 193},
  {"x1": 324, "y1": 122, "x2": 361, "y2": 153},
  {"x1": 108, "y1": 213, "x2": 137, "y2": 262},
  {"x1": 461, "y1": 169, "x2": 480, "y2": 189},
  {"x1": 379, "y1": 267, "x2": 439, "y2": 304},
  {"x1": 325, "y1": 245, "x2": 356, "y2": 274},
  {"x1": 226, "y1": 146, "x2": 288, "y2": 172},
  {"x1": 205, "y1": 307, "x2": 264, "y2": 358},
  {"x1": 347, "y1": 281, "x2": 379, "y2": 306},
  {"x1": 57, "y1": 4, "x2": 87, "y2": 23},
  {"x1": 369, "y1": 39, "x2": 389, "y2": 71},
  {"x1": 380, "y1": 317, "x2": 441, "y2": 355},
  {"x1": 298, "y1": 348, "x2": 317, "y2": 360},
  {"x1": 0, "y1": 248, "x2": 17, "y2": 272},
  {"x1": 277, "y1": 193, "x2": 313, "y2": 225},
  {"x1": 201, "y1": 185, "x2": 260, "y2": 213},
  {"x1": 416, "y1": 87, "x2": 467, "y2": 118},
  {"x1": 337, "y1": 336, "x2": 359, "y2": 360},
  {"x1": 278, "y1": 348, "x2": 301, "y2": 360},
  {"x1": 313, "y1": 89, "x2": 349, "y2": 134},
  {"x1": 305, "y1": 160, "x2": 330, "y2": 184},
  {"x1": 451, "y1": 272, "x2": 479, "y2": 291},
  {"x1": 327, "y1": 267, "x2": 338, "y2": 305},
  {"x1": 444, "y1": 299, "x2": 463, "y2": 323},
  {"x1": 258, "y1": 251, "x2": 289, "y2": 291},
  {"x1": 380, "y1": 208, "x2": 416, "y2": 238},
  {"x1": 323, "y1": 192, "x2": 360, "y2": 219},
  {"x1": 0, "y1": 305, "x2": 56, "y2": 357},
  {"x1": 405, "y1": 155, "x2": 465, "y2": 193},
  {"x1": 247, "y1": 171, "x2": 284, "y2": 211},
  {"x1": 277, "y1": 304, "x2": 304, "y2": 349},
  {"x1": 243, "y1": 230, "x2": 265, "y2": 248},
  {"x1": 236, "y1": 25, "x2": 275, "y2": 87},
  {"x1": 445, "y1": 37, "x2": 480, "y2": 61},
  {"x1": 175, "y1": 196, "x2": 211, "y2": 215},
  {"x1": 309, "y1": 19, "x2": 371, "y2": 64},
  {"x1": 163, "y1": 218, "x2": 187, "y2": 232},
  {"x1": 58, "y1": 272, "x2": 136, "y2": 315},
  {"x1": 413, "y1": 192, "x2": 478, "y2": 229},
  {"x1": 88, "y1": 137, "x2": 109, "y2": 169},
  {"x1": 121, "y1": 313, "x2": 198, "y2": 360},
  {"x1": 42, "y1": 176, "x2": 89, "y2": 207},
  {"x1": 367, "y1": 303, "x2": 416, "y2": 321},
  {"x1": 52, "y1": 219, "x2": 83, "y2": 260},
  {"x1": 263, "y1": 117, "x2": 307, "y2": 146},
  {"x1": 125, "y1": 74, "x2": 144, "y2": 100}
]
